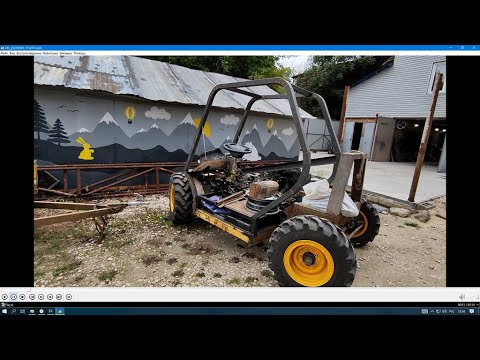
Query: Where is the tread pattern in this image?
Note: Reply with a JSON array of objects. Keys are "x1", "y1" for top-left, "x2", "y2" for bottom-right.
[
  {"x1": 267, "y1": 215, "x2": 356, "y2": 287},
  {"x1": 169, "y1": 173, "x2": 193, "y2": 224}
]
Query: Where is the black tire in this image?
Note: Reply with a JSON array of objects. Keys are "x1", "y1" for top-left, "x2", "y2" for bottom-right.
[
  {"x1": 347, "y1": 201, "x2": 380, "y2": 247},
  {"x1": 267, "y1": 215, "x2": 356, "y2": 287},
  {"x1": 168, "y1": 172, "x2": 193, "y2": 224}
]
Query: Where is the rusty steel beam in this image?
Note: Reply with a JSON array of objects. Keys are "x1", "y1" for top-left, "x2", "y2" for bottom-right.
[
  {"x1": 37, "y1": 187, "x2": 77, "y2": 197},
  {"x1": 80, "y1": 169, "x2": 135, "y2": 192},
  {"x1": 86, "y1": 168, "x2": 156, "y2": 195}
]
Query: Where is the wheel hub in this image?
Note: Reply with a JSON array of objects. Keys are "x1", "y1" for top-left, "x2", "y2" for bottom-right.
[{"x1": 302, "y1": 251, "x2": 316, "y2": 266}]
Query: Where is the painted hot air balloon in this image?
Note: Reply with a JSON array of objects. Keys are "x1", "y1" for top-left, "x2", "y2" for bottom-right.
[
  {"x1": 267, "y1": 118, "x2": 274, "y2": 132},
  {"x1": 124, "y1": 106, "x2": 136, "y2": 124}
]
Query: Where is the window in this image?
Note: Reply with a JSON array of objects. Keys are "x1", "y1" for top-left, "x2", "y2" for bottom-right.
[{"x1": 427, "y1": 61, "x2": 446, "y2": 93}]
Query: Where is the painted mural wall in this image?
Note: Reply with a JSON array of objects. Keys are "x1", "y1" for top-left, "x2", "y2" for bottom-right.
[{"x1": 34, "y1": 88, "x2": 301, "y2": 166}]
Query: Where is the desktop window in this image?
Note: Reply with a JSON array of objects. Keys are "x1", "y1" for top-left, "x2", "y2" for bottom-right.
[{"x1": 1, "y1": 44, "x2": 478, "y2": 316}]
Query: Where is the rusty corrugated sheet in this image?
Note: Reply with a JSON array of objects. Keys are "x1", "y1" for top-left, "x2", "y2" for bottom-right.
[{"x1": 34, "y1": 55, "x2": 314, "y2": 118}]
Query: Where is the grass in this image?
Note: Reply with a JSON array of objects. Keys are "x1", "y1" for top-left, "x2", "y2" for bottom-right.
[
  {"x1": 98, "y1": 269, "x2": 118, "y2": 282},
  {"x1": 172, "y1": 279, "x2": 181, "y2": 287},
  {"x1": 180, "y1": 262, "x2": 189, "y2": 268},
  {"x1": 173, "y1": 235, "x2": 185, "y2": 242},
  {"x1": 166, "y1": 257, "x2": 178, "y2": 265},
  {"x1": 244, "y1": 276, "x2": 258, "y2": 285},
  {"x1": 195, "y1": 272, "x2": 206, "y2": 278},
  {"x1": 172, "y1": 269, "x2": 184, "y2": 277},
  {"x1": 35, "y1": 226, "x2": 94, "y2": 255},
  {"x1": 181, "y1": 243, "x2": 190, "y2": 249},
  {"x1": 405, "y1": 221, "x2": 421, "y2": 229},
  {"x1": 398, "y1": 225, "x2": 405, "y2": 228},
  {"x1": 141, "y1": 254, "x2": 162, "y2": 266},
  {"x1": 52, "y1": 259, "x2": 82, "y2": 277},
  {"x1": 164, "y1": 241, "x2": 172, "y2": 246},
  {"x1": 227, "y1": 278, "x2": 241, "y2": 285},
  {"x1": 213, "y1": 273, "x2": 222, "y2": 278},
  {"x1": 74, "y1": 275, "x2": 85, "y2": 283},
  {"x1": 105, "y1": 237, "x2": 134, "y2": 249},
  {"x1": 241, "y1": 252, "x2": 256, "y2": 259}
]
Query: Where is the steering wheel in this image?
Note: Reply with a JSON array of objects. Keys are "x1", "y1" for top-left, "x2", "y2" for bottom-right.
[{"x1": 223, "y1": 142, "x2": 252, "y2": 154}]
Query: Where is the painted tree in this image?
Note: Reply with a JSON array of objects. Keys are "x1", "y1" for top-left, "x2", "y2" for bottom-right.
[
  {"x1": 48, "y1": 118, "x2": 70, "y2": 146},
  {"x1": 34, "y1": 99, "x2": 49, "y2": 140}
]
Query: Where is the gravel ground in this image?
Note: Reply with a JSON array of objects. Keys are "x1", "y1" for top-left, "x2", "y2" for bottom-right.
[{"x1": 34, "y1": 194, "x2": 446, "y2": 287}]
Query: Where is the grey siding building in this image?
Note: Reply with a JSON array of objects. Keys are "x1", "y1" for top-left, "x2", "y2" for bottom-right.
[{"x1": 343, "y1": 56, "x2": 446, "y2": 171}]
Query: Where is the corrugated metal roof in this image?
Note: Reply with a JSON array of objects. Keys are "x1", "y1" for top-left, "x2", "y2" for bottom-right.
[{"x1": 34, "y1": 55, "x2": 314, "y2": 118}]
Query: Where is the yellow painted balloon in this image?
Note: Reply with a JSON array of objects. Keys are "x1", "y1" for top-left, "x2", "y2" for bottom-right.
[
  {"x1": 124, "y1": 106, "x2": 136, "y2": 124},
  {"x1": 267, "y1": 118, "x2": 274, "y2": 130},
  {"x1": 193, "y1": 118, "x2": 211, "y2": 138}
]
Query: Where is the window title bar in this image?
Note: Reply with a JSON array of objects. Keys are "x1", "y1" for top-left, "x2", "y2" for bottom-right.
[{"x1": 1, "y1": 44, "x2": 480, "y2": 51}]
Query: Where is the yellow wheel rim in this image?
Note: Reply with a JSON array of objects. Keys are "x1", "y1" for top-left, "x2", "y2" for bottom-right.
[
  {"x1": 283, "y1": 240, "x2": 334, "y2": 287},
  {"x1": 346, "y1": 211, "x2": 368, "y2": 238},
  {"x1": 169, "y1": 184, "x2": 175, "y2": 213}
]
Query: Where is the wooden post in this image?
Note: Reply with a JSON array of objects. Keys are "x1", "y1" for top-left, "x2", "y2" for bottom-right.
[
  {"x1": 63, "y1": 170, "x2": 68, "y2": 192},
  {"x1": 337, "y1": 86, "x2": 350, "y2": 143},
  {"x1": 408, "y1": 73, "x2": 443, "y2": 202},
  {"x1": 156, "y1": 168, "x2": 160, "y2": 191},
  {"x1": 76, "y1": 169, "x2": 82, "y2": 195}
]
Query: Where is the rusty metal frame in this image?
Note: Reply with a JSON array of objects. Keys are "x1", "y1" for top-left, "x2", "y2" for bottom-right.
[{"x1": 36, "y1": 160, "x2": 287, "y2": 198}]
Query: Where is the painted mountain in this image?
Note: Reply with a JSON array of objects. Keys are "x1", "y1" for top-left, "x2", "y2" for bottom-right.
[
  {"x1": 168, "y1": 113, "x2": 215, "y2": 154},
  {"x1": 262, "y1": 129, "x2": 289, "y2": 158},
  {"x1": 69, "y1": 112, "x2": 130, "y2": 148},
  {"x1": 129, "y1": 123, "x2": 170, "y2": 150},
  {"x1": 241, "y1": 124, "x2": 263, "y2": 149}
]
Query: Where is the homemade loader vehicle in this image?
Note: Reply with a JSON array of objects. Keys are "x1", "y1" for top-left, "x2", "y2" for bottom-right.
[{"x1": 169, "y1": 78, "x2": 380, "y2": 287}]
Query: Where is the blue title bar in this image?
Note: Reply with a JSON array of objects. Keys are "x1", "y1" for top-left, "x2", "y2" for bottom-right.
[{"x1": 1, "y1": 45, "x2": 479, "y2": 51}]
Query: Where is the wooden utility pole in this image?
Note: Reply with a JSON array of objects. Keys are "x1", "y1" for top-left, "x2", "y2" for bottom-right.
[
  {"x1": 408, "y1": 73, "x2": 443, "y2": 202},
  {"x1": 337, "y1": 86, "x2": 350, "y2": 143}
]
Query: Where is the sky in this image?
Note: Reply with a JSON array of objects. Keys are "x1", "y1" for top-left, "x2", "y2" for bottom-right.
[{"x1": 277, "y1": 55, "x2": 312, "y2": 76}]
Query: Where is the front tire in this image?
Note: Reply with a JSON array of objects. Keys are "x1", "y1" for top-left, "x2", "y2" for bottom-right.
[
  {"x1": 267, "y1": 216, "x2": 356, "y2": 287},
  {"x1": 345, "y1": 201, "x2": 380, "y2": 247},
  {"x1": 169, "y1": 173, "x2": 193, "y2": 224}
]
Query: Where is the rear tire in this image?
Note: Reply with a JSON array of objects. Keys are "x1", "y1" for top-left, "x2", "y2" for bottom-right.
[
  {"x1": 267, "y1": 215, "x2": 356, "y2": 287},
  {"x1": 346, "y1": 201, "x2": 380, "y2": 247},
  {"x1": 168, "y1": 173, "x2": 193, "y2": 224}
]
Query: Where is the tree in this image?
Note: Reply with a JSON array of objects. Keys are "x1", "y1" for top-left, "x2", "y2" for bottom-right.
[
  {"x1": 34, "y1": 99, "x2": 49, "y2": 140},
  {"x1": 294, "y1": 56, "x2": 391, "y2": 118},
  {"x1": 140, "y1": 56, "x2": 292, "y2": 92},
  {"x1": 48, "y1": 118, "x2": 70, "y2": 146}
]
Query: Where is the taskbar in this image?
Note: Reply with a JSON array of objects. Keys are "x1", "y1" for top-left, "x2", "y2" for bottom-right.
[{"x1": 1, "y1": 302, "x2": 479, "y2": 316}]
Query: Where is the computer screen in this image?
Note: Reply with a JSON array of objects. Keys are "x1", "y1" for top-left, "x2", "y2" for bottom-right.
[{"x1": 1, "y1": 44, "x2": 478, "y2": 316}]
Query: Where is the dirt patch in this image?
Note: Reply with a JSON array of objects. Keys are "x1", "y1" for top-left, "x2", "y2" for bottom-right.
[{"x1": 34, "y1": 194, "x2": 446, "y2": 287}]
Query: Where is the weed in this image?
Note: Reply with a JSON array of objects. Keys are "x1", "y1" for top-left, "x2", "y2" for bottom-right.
[
  {"x1": 229, "y1": 256, "x2": 241, "y2": 263},
  {"x1": 105, "y1": 237, "x2": 134, "y2": 249},
  {"x1": 405, "y1": 221, "x2": 420, "y2": 228},
  {"x1": 213, "y1": 273, "x2": 222, "y2": 278},
  {"x1": 74, "y1": 275, "x2": 85, "y2": 282},
  {"x1": 241, "y1": 252, "x2": 256, "y2": 259},
  {"x1": 172, "y1": 269, "x2": 184, "y2": 277},
  {"x1": 227, "y1": 278, "x2": 241, "y2": 285},
  {"x1": 398, "y1": 225, "x2": 405, "y2": 228},
  {"x1": 172, "y1": 279, "x2": 181, "y2": 287},
  {"x1": 34, "y1": 269, "x2": 46, "y2": 277},
  {"x1": 260, "y1": 270, "x2": 272, "y2": 278},
  {"x1": 244, "y1": 276, "x2": 258, "y2": 284},
  {"x1": 195, "y1": 272, "x2": 206, "y2": 278},
  {"x1": 164, "y1": 241, "x2": 172, "y2": 246},
  {"x1": 141, "y1": 254, "x2": 162, "y2": 266},
  {"x1": 186, "y1": 242, "x2": 222, "y2": 255},
  {"x1": 180, "y1": 262, "x2": 188, "y2": 268},
  {"x1": 173, "y1": 235, "x2": 185, "y2": 242},
  {"x1": 181, "y1": 243, "x2": 190, "y2": 249},
  {"x1": 147, "y1": 237, "x2": 164, "y2": 246},
  {"x1": 98, "y1": 269, "x2": 118, "y2": 282},
  {"x1": 52, "y1": 259, "x2": 82, "y2": 277},
  {"x1": 166, "y1": 257, "x2": 178, "y2": 265}
]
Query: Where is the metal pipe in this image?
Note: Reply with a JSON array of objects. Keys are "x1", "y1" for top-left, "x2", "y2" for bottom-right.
[
  {"x1": 408, "y1": 73, "x2": 443, "y2": 202},
  {"x1": 242, "y1": 156, "x2": 336, "y2": 174}
]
